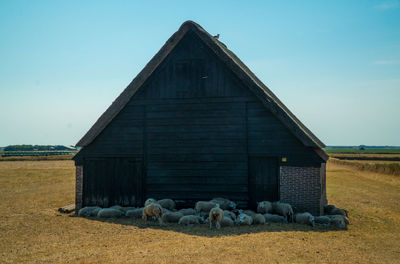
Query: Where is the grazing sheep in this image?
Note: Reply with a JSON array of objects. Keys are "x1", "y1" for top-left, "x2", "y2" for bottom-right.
[
  {"x1": 142, "y1": 203, "x2": 163, "y2": 225},
  {"x1": 126, "y1": 208, "x2": 143, "y2": 218},
  {"x1": 220, "y1": 216, "x2": 234, "y2": 227},
  {"x1": 243, "y1": 210, "x2": 256, "y2": 218},
  {"x1": 315, "y1": 216, "x2": 331, "y2": 226},
  {"x1": 294, "y1": 212, "x2": 315, "y2": 227},
  {"x1": 161, "y1": 211, "x2": 184, "y2": 223},
  {"x1": 264, "y1": 213, "x2": 287, "y2": 223},
  {"x1": 97, "y1": 208, "x2": 124, "y2": 218},
  {"x1": 209, "y1": 206, "x2": 224, "y2": 229},
  {"x1": 223, "y1": 210, "x2": 236, "y2": 221},
  {"x1": 272, "y1": 202, "x2": 294, "y2": 222},
  {"x1": 178, "y1": 215, "x2": 202, "y2": 226},
  {"x1": 327, "y1": 215, "x2": 348, "y2": 229},
  {"x1": 78, "y1": 206, "x2": 101, "y2": 217},
  {"x1": 110, "y1": 205, "x2": 124, "y2": 212},
  {"x1": 257, "y1": 201, "x2": 273, "y2": 214},
  {"x1": 179, "y1": 208, "x2": 196, "y2": 216},
  {"x1": 324, "y1": 204, "x2": 348, "y2": 217},
  {"x1": 195, "y1": 201, "x2": 217, "y2": 213},
  {"x1": 253, "y1": 213, "x2": 266, "y2": 225},
  {"x1": 144, "y1": 198, "x2": 157, "y2": 207},
  {"x1": 235, "y1": 213, "x2": 253, "y2": 226},
  {"x1": 210, "y1": 197, "x2": 236, "y2": 210},
  {"x1": 157, "y1": 199, "x2": 176, "y2": 210}
]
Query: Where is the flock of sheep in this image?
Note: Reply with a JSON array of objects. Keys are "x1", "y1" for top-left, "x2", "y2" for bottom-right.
[{"x1": 78, "y1": 197, "x2": 350, "y2": 229}]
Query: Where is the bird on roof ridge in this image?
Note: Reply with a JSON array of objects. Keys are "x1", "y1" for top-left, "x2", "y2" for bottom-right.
[{"x1": 213, "y1": 34, "x2": 220, "y2": 40}]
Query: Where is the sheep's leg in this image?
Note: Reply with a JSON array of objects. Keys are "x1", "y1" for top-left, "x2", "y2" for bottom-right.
[
  {"x1": 209, "y1": 220, "x2": 212, "y2": 229},
  {"x1": 216, "y1": 222, "x2": 221, "y2": 230},
  {"x1": 158, "y1": 217, "x2": 163, "y2": 226}
]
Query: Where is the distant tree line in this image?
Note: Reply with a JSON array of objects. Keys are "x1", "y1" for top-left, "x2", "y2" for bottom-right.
[{"x1": 4, "y1": 145, "x2": 76, "y2": 151}]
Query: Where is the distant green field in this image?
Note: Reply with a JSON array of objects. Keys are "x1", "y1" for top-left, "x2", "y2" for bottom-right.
[{"x1": 324, "y1": 147, "x2": 400, "y2": 154}]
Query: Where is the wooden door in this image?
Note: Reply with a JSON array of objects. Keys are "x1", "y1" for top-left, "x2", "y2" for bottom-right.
[
  {"x1": 248, "y1": 156, "x2": 279, "y2": 209},
  {"x1": 82, "y1": 158, "x2": 143, "y2": 207}
]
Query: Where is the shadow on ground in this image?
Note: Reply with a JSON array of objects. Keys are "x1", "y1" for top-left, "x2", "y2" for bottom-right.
[{"x1": 69, "y1": 214, "x2": 344, "y2": 237}]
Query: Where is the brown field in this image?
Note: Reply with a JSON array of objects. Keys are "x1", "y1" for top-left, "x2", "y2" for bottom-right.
[{"x1": 1, "y1": 160, "x2": 400, "y2": 263}]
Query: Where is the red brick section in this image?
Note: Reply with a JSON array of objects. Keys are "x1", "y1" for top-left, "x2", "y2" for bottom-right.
[
  {"x1": 75, "y1": 166, "x2": 83, "y2": 212},
  {"x1": 279, "y1": 165, "x2": 326, "y2": 216}
]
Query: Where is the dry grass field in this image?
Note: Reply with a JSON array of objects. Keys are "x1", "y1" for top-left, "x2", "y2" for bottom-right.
[{"x1": 1, "y1": 160, "x2": 400, "y2": 263}]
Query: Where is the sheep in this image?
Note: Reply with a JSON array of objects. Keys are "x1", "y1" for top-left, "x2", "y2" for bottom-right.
[
  {"x1": 161, "y1": 211, "x2": 184, "y2": 223},
  {"x1": 97, "y1": 208, "x2": 124, "y2": 218},
  {"x1": 178, "y1": 215, "x2": 202, "y2": 226},
  {"x1": 126, "y1": 208, "x2": 143, "y2": 218},
  {"x1": 294, "y1": 212, "x2": 315, "y2": 227},
  {"x1": 78, "y1": 206, "x2": 101, "y2": 217},
  {"x1": 264, "y1": 213, "x2": 287, "y2": 224},
  {"x1": 195, "y1": 201, "x2": 217, "y2": 213},
  {"x1": 119, "y1": 207, "x2": 136, "y2": 214},
  {"x1": 243, "y1": 210, "x2": 256, "y2": 218},
  {"x1": 220, "y1": 216, "x2": 234, "y2": 227},
  {"x1": 223, "y1": 210, "x2": 236, "y2": 221},
  {"x1": 142, "y1": 203, "x2": 163, "y2": 226},
  {"x1": 272, "y1": 202, "x2": 294, "y2": 222},
  {"x1": 179, "y1": 208, "x2": 196, "y2": 216},
  {"x1": 209, "y1": 206, "x2": 224, "y2": 229},
  {"x1": 157, "y1": 199, "x2": 176, "y2": 210},
  {"x1": 327, "y1": 214, "x2": 350, "y2": 225},
  {"x1": 257, "y1": 201, "x2": 273, "y2": 214},
  {"x1": 235, "y1": 213, "x2": 253, "y2": 226},
  {"x1": 324, "y1": 204, "x2": 348, "y2": 217},
  {"x1": 314, "y1": 216, "x2": 331, "y2": 226},
  {"x1": 253, "y1": 213, "x2": 266, "y2": 225},
  {"x1": 210, "y1": 197, "x2": 236, "y2": 210},
  {"x1": 144, "y1": 198, "x2": 157, "y2": 207},
  {"x1": 327, "y1": 215, "x2": 348, "y2": 229}
]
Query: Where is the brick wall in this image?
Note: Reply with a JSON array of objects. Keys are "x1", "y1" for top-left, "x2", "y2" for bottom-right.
[
  {"x1": 75, "y1": 166, "x2": 83, "y2": 212},
  {"x1": 279, "y1": 166, "x2": 324, "y2": 215}
]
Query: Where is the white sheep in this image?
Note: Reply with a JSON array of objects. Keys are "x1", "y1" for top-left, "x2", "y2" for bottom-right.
[
  {"x1": 314, "y1": 216, "x2": 331, "y2": 226},
  {"x1": 210, "y1": 197, "x2": 236, "y2": 210},
  {"x1": 220, "y1": 216, "x2": 234, "y2": 227},
  {"x1": 195, "y1": 201, "x2": 217, "y2": 213},
  {"x1": 144, "y1": 198, "x2": 157, "y2": 207},
  {"x1": 243, "y1": 209, "x2": 256, "y2": 218},
  {"x1": 272, "y1": 202, "x2": 294, "y2": 222},
  {"x1": 253, "y1": 213, "x2": 266, "y2": 225},
  {"x1": 223, "y1": 210, "x2": 236, "y2": 221},
  {"x1": 161, "y1": 211, "x2": 183, "y2": 223},
  {"x1": 97, "y1": 208, "x2": 124, "y2": 218},
  {"x1": 209, "y1": 206, "x2": 224, "y2": 229},
  {"x1": 179, "y1": 208, "x2": 196, "y2": 216},
  {"x1": 264, "y1": 213, "x2": 287, "y2": 223},
  {"x1": 126, "y1": 208, "x2": 143, "y2": 218},
  {"x1": 142, "y1": 203, "x2": 163, "y2": 226},
  {"x1": 178, "y1": 215, "x2": 202, "y2": 226},
  {"x1": 157, "y1": 199, "x2": 176, "y2": 210},
  {"x1": 294, "y1": 212, "x2": 315, "y2": 227},
  {"x1": 78, "y1": 206, "x2": 101, "y2": 217},
  {"x1": 235, "y1": 213, "x2": 253, "y2": 226},
  {"x1": 257, "y1": 201, "x2": 273, "y2": 214}
]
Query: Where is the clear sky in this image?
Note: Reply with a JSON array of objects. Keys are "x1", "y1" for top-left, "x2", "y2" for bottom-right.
[{"x1": 0, "y1": 0, "x2": 399, "y2": 146}]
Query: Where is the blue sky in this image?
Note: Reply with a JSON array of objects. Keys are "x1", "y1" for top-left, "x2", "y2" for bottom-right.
[{"x1": 0, "y1": 0, "x2": 399, "y2": 146}]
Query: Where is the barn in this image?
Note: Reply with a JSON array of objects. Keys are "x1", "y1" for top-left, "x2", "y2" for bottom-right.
[{"x1": 73, "y1": 21, "x2": 328, "y2": 215}]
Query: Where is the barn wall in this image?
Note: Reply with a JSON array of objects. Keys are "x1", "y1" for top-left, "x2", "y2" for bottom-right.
[{"x1": 75, "y1": 29, "x2": 325, "y2": 208}]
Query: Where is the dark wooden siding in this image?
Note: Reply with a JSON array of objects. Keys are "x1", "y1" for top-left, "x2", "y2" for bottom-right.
[{"x1": 75, "y1": 29, "x2": 323, "y2": 208}]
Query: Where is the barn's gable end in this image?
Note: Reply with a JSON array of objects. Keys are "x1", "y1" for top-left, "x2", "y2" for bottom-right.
[{"x1": 74, "y1": 21, "x2": 326, "y2": 152}]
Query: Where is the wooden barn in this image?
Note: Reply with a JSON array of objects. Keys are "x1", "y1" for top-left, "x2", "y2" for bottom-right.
[{"x1": 73, "y1": 21, "x2": 328, "y2": 215}]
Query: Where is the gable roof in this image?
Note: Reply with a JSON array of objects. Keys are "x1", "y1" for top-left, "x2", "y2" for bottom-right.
[{"x1": 76, "y1": 20, "x2": 326, "y2": 150}]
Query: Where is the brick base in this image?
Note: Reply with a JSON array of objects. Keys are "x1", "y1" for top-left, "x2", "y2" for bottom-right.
[
  {"x1": 280, "y1": 166, "x2": 324, "y2": 215},
  {"x1": 75, "y1": 166, "x2": 83, "y2": 211}
]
